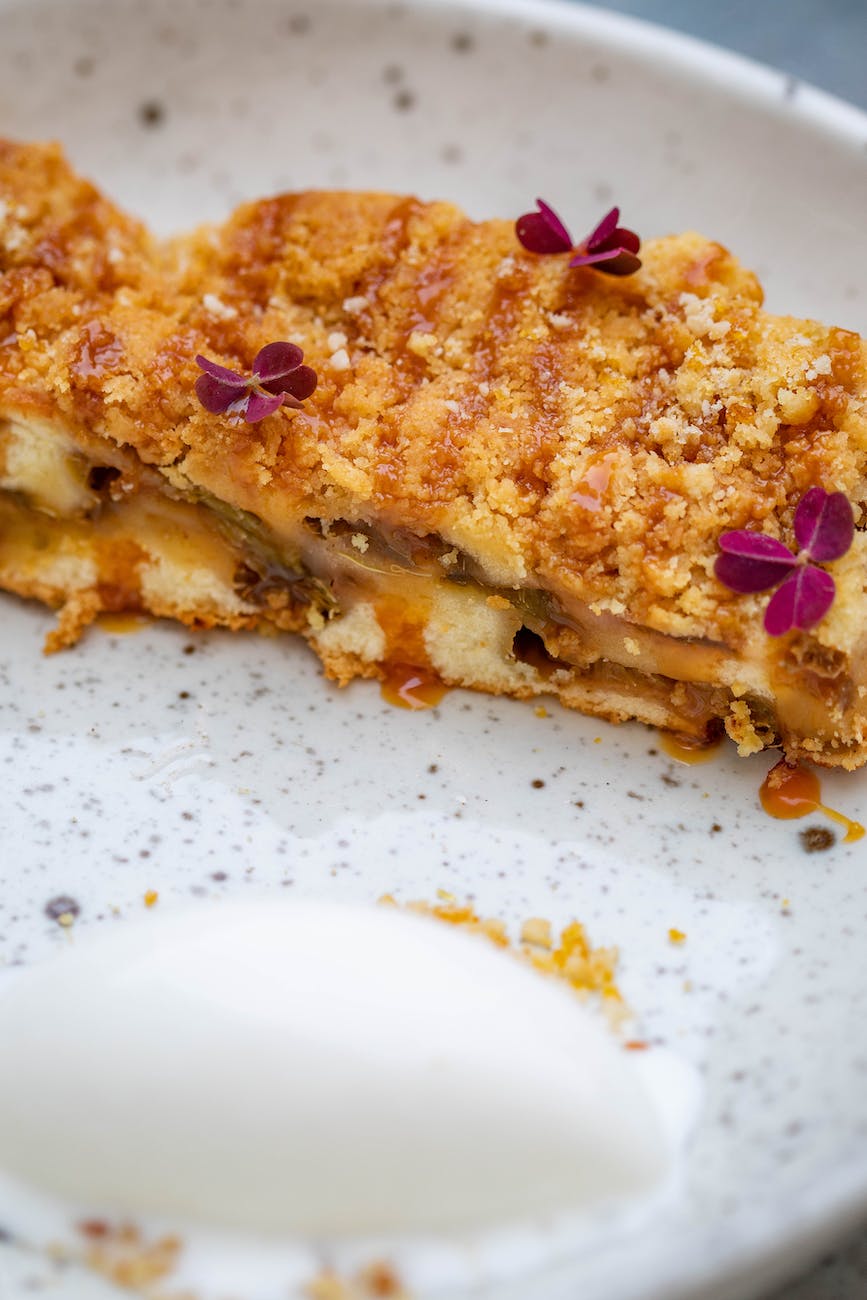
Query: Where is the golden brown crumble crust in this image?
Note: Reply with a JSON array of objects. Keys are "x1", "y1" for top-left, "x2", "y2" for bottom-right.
[{"x1": 2, "y1": 141, "x2": 867, "y2": 763}]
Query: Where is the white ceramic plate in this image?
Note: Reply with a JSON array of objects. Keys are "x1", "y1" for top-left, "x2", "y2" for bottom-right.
[{"x1": 1, "y1": 1, "x2": 867, "y2": 1298}]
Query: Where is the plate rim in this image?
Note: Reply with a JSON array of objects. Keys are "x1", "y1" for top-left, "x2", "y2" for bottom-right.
[
  {"x1": 2, "y1": 0, "x2": 867, "y2": 1297},
  {"x1": 409, "y1": 0, "x2": 867, "y2": 150}
]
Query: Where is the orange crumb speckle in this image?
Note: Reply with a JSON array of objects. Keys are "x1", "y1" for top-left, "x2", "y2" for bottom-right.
[
  {"x1": 391, "y1": 897, "x2": 625, "y2": 1020},
  {"x1": 520, "y1": 917, "x2": 552, "y2": 949},
  {"x1": 534, "y1": 705, "x2": 548, "y2": 718},
  {"x1": 305, "y1": 1263, "x2": 409, "y2": 1300},
  {"x1": 359, "y1": 1262, "x2": 404, "y2": 1297},
  {"x1": 77, "y1": 1220, "x2": 110, "y2": 1240},
  {"x1": 668, "y1": 927, "x2": 687, "y2": 944},
  {"x1": 625, "y1": 1040, "x2": 649, "y2": 1051},
  {"x1": 77, "y1": 1222, "x2": 182, "y2": 1288},
  {"x1": 144, "y1": 890, "x2": 159, "y2": 908}
]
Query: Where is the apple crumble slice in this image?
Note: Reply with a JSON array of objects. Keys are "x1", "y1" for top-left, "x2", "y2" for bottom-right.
[{"x1": 2, "y1": 140, "x2": 866, "y2": 766}]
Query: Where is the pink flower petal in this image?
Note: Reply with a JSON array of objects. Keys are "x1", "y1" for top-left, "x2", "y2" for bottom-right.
[
  {"x1": 244, "y1": 390, "x2": 286, "y2": 423},
  {"x1": 282, "y1": 363, "x2": 318, "y2": 402},
  {"x1": 195, "y1": 373, "x2": 241, "y2": 414},
  {"x1": 714, "y1": 553, "x2": 794, "y2": 594},
  {"x1": 597, "y1": 250, "x2": 642, "y2": 276},
  {"x1": 613, "y1": 227, "x2": 641, "y2": 254},
  {"x1": 718, "y1": 531, "x2": 796, "y2": 562},
  {"x1": 715, "y1": 531, "x2": 797, "y2": 593},
  {"x1": 253, "y1": 341, "x2": 305, "y2": 383},
  {"x1": 793, "y1": 487, "x2": 854, "y2": 563},
  {"x1": 515, "y1": 199, "x2": 573, "y2": 255},
  {"x1": 535, "y1": 199, "x2": 573, "y2": 247},
  {"x1": 764, "y1": 565, "x2": 835, "y2": 636},
  {"x1": 569, "y1": 247, "x2": 642, "y2": 276},
  {"x1": 195, "y1": 354, "x2": 247, "y2": 387},
  {"x1": 586, "y1": 206, "x2": 620, "y2": 250},
  {"x1": 261, "y1": 364, "x2": 318, "y2": 401},
  {"x1": 569, "y1": 247, "x2": 626, "y2": 268}
]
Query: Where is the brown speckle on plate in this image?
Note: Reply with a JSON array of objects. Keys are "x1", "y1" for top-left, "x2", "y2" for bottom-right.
[{"x1": 799, "y1": 825, "x2": 836, "y2": 853}]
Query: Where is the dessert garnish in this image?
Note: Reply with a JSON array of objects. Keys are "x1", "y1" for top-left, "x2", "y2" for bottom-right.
[
  {"x1": 715, "y1": 487, "x2": 854, "y2": 635},
  {"x1": 515, "y1": 199, "x2": 642, "y2": 275},
  {"x1": 195, "y1": 342, "x2": 317, "y2": 423}
]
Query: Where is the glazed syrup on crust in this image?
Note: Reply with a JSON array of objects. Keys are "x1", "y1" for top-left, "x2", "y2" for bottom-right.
[{"x1": 570, "y1": 452, "x2": 616, "y2": 513}]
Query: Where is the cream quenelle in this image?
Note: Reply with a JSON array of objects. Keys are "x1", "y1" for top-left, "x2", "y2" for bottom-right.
[{"x1": 0, "y1": 899, "x2": 669, "y2": 1235}]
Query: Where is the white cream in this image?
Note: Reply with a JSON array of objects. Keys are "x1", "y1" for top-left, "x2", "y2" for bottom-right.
[{"x1": 0, "y1": 901, "x2": 669, "y2": 1236}]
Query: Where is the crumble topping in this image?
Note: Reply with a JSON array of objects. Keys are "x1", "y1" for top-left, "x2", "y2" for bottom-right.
[
  {"x1": 2, "y1": 140, "x2": 867, "y2": 765},
  {"x1": 201, "y1": 292, "x2": 237, "y2": 320}
]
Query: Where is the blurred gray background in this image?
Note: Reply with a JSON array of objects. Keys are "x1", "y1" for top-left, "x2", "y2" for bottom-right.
[
  {"x1": 590, "y1": 0, "x2": 867, "y2": 108},
  {"x1": 582, "y1": 3, "x2": 867, "y2": 1297}
]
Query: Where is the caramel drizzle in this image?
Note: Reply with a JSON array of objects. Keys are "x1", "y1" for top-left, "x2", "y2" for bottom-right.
[
  {"x1": 356, "y1": 196, "x2": 424, "y2": 314},
  {"x1": 760, "y1": 760, "x2": 864, "y2": 843}
]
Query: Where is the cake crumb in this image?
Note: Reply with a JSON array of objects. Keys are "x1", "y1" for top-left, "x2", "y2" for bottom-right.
[
  {"x1": 202, "y1": 292, "x2": 237, "y2": 320},
  {"x1": 804, "y1": 353, "x2": 832, "y2": 380},
  {"x1": 521, "y1": 917, "x2": 552, "y2": 949},
  {"x1": 329, "y1": 347, "x2": 351, "y2": 371},
  {"x1": 306, "y1": 1263, "x2": 409, "y2": 1299},
  {"x1": 389, "y1": 895, "x2": 625, "y2": 1021},
  {"x1": 75, "y1": 1222, "x2": 182, "y2": 1289}
]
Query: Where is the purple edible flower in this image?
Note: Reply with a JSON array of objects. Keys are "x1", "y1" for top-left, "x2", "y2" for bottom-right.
[
  {"x1": 515, "y1": 199, "x2": 642, "y2": 276},
  {"x1": 568, "y1": 206, "x2": 642, "y2": 277},
  {"x1": 715, "y1": 487, "x2": 854, "y2": 636},
  {"x1": 195, "y1": 342, "x2": 317, "y2": 424},
  {"x1": 515, "y1": 199, "x2": 574, "y2": 255}
]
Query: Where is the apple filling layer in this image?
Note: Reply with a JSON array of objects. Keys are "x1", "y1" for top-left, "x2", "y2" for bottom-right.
[{"x1": 0, "y1": 419, "x2": 791, "y2": 752}]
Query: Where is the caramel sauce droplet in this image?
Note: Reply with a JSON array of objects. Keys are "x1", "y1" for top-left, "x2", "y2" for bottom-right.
[
  {"x1": 659, "y1": 731, "x2": 724, "y2": 766},
  {"x1": 759, "y1": 760, "x2": 864, "y2": 843},
  {"x1": 381, "y1": 664, "x2": 448, "y2": 711},
  {"x1": 98, "y1": 612, "x2": 148, "y2": 635}
]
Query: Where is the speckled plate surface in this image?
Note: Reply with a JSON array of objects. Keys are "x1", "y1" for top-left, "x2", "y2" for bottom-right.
[{"x1": 1, "y1": 1, "x2": 867, "y2": 1298}]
